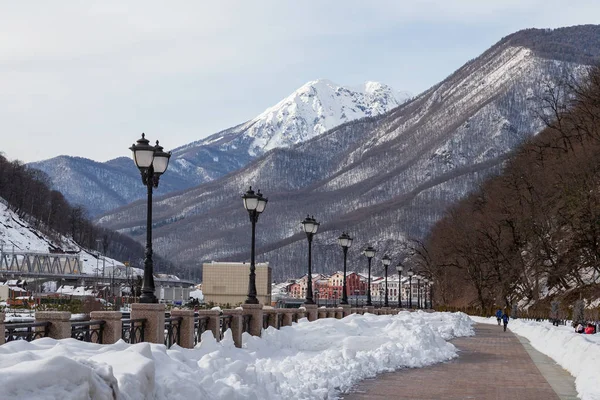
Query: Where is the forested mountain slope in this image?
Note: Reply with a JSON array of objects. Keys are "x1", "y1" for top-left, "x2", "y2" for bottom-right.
[
  {"x1": 420, "y1": 66, "x2": 600, "y2": 312},
  {"x1": 0, "y1": 154, "x2": 181, "y2": 277}
]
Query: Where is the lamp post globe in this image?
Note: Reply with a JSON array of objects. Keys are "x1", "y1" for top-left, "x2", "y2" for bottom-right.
[
  {"x1": 338, "y1": 232, "x2": 352, "y2": 305},
  {"x1": 362, "y1": 245, "x2": 376, "y2": 306},
  {"x1": 242, "y1": 186, "x2": 268, "y2": 304},
  {"x1": 129, "y1": 133, "x2": 171, "y2": 304},
  {"x1": 407, "y1": 267, "x2": 414, "y2": 309},
  {"x1": 381, "y1": 254, "x2": 391, "y2": 307},
  {"x1": 396, "y1": 263, "x2": 403, "y2": 308},
  {"x1": 302, "y1": 215, "x2": 320, "y2": 305}
]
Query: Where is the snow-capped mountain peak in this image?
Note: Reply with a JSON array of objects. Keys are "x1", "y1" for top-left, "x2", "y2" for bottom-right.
[
  {"x1": 32, "y1": 79, "x2": 409, "y2": 217},
  {"x1": 244, "y1": 79, "x2": 410, "y2": 155}
]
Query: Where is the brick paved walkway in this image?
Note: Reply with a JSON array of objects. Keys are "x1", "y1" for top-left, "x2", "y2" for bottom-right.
[{"x1": 344, "y1": 323, "x2": 573, "y2": 400}]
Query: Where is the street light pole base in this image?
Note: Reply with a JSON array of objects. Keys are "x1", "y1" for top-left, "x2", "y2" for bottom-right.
[
  {"x1": 244, "y1": 297, "x2": 259, "y2": 305},
  {"x1": 139, "y1": 292, "x2": 158, "y2": 304}
]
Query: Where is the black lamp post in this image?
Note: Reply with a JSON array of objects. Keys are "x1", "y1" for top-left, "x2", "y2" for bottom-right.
[
  {"x1": 407, "y1": 267, "x2": 414, "y2": 309},
  {"x1": 396, "y1": 263, "x2": 403, "y2": 308},
  {"x1": 129, "y1": 133, "x2": 171, "y2": 304},
  {"x1": 338, "y1": 232, "x2": 352, "y2": 305},
  {"x1": 382, "y1": 254, "x2": 391, "y2": 307},
  {"x1": 362, "y1": 246, "x2": 376, "y2": 306},
  {"x1": 417, "y1": 276, "x2": 421, "y2": 309},
  {"x1": 423, "y1": 278, "x2": 431, "y2": 308},
  {"x1": 242, "y1": 186, "x2": 268, "y2": 304},
  {"x1": 421, "y1": 278, "x2": 427, "y2": 309},
  {"x1": 430, "y1": 279, "x2": 434, "y2": 309},
  {"x1": 302, "y1": 215, "x2": 320, "y2": 305}
]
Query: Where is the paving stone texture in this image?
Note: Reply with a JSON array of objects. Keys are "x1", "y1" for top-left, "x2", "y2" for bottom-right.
[{"x1": 344, "y1": 323, "x2": 578, "y2": 400}]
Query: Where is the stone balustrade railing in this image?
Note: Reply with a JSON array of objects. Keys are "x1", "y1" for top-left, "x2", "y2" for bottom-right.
[{"x1": 1, "y1": 304, "x2": 411, "y2": 349}]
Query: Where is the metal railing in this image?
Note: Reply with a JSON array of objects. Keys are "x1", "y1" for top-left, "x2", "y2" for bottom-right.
[
  {"x1": 122, "y1": 318, "x2": 146, "y2": 344},
  {"x1": 194, "y1": 316, "x2": 209, "y2": 345},
  {"x1": 5, "y1": 321, "x2": 50, "y2": 342},
  {"x1": 71, "y1": 320, "x2": 105, "y2": 344},
  {"x1": 220, "y1": 315, "x2": 233, "y2": 340},
  {"x1": 164, "y1": 317, "x2": 182, "y2": 348},
  {"x1": 242, "y1": 314, "x2": 252, "y2": 334}
]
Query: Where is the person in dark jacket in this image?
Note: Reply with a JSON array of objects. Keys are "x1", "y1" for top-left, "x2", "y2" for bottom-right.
[
  {"x1": 502, "y1": 312, "x2": 509, "y2": 332},
  {"x1": 496, "y1": 309, "x2": 502, "y2": 326}
]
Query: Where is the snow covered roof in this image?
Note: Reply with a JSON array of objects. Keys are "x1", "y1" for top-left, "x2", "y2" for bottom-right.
[
  {"x1": 189, "y1": 289, "x2": 203, "y2": 301},
  {"x1": 56, "y1": 285, "x2": 96, "y2": 296}
]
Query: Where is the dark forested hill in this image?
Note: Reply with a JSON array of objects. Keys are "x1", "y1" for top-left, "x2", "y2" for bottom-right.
[
  {"x1": 97, "y1": 25, "x2": 600, "y2": 282},
  {"x1": 417, "y1": 66, "x2": 600, "y2": 312},
  {"x1": 0, "y1": 154, "x2": 183, "y2": 277}
]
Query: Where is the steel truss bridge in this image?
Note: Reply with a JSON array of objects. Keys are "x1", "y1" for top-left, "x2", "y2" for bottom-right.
[{"x1": 0, "y1": 251, "x2": 194, "y2": 287}]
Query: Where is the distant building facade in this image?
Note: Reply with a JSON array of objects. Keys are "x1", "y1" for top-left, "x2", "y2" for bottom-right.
[
  {"x1": 280, "y1": 271, "x2": 430, "y2": 307},
  {"x1": 203, "y1": 262, "x2": 272, "y2": 306}
]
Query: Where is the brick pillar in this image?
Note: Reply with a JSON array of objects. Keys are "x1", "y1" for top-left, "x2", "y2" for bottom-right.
[
  {"x1": 170, "y1": 309, "x2": 195, "y2": 349},
  {"x1": 303, "y1": 304, "x2": 317, "y2": 321},
  {"x1": 223, "y1": 309, "x2": 243, "y2": 348},
  {"x1": 364, "y1": 306, "x2": 375, "y2": 314},
  {"x1": 0, "y1": 312, "x2": 5, "y2": 345},
  {"x1": 340, "y1": 305, "x2": 351, "y2": 318},
  {"x1": 197, "y1": 310, "x2": 220, "y2": 341},
  {"x1": 90, "y1": 311, "x2": 122, "y2": 344},
  {"x1": 131, "y1": 303, "x2": 165, "y2": 344},
  {"x1": 241, "y1": 304, "x2": 263, "y2": 337},
  {"x1": 35, "y1": 311, "x2": 71, "y2": 340}
]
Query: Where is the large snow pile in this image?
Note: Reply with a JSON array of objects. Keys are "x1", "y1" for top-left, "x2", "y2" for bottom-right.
[
  {"x1": 0, "y1": 311, "x2": 472, "y2": 400},
  {"x1": 471, "y1": 316, "x2": 600, "y2": 400}
]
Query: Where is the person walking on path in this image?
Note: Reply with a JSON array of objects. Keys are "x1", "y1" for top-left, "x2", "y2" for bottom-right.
[
  {"x1": 496, "y1": 309, "x2": 502, "y2": 326},
  {"x1": 502, "y1": 312, "x2": 510, "y2": 332}
]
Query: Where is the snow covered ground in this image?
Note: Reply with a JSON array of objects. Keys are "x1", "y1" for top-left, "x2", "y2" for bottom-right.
[
  {"x1": 0, "y1": 311, "x2": 472, "y2": 400},
  {"x1": 471, "y1": 316, "x2": 600, "y2": 400}
]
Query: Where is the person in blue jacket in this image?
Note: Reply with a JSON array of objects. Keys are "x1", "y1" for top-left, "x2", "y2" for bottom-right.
[
  {"x1": 502, "y1": 312, "x2": 510, "y2": 332},
  {"x1": 496, "y1": 309, "x2": 502, "y2": 326}
]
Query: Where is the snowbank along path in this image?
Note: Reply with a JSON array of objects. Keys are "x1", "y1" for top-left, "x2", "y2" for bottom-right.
[{"x1": 0, "y1": 311, "x2": 473, "y2": 400}]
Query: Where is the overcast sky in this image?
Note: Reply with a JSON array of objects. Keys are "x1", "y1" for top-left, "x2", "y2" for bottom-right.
[{"x1": 1, "y1": 1, "x2": 599, "y2": 163}]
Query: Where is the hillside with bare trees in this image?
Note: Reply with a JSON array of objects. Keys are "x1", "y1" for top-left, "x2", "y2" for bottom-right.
[
  {"x1": 0, "y1": 155, "x2": 182, "y2": 276},
  {"x1": 419, "y1": 66, "x2": 600, "y2": 314}
]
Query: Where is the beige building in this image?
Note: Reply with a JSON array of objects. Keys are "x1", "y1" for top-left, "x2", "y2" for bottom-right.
[{"x1": 202, "y1": 262, "x2": 272, "y2": 306}]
